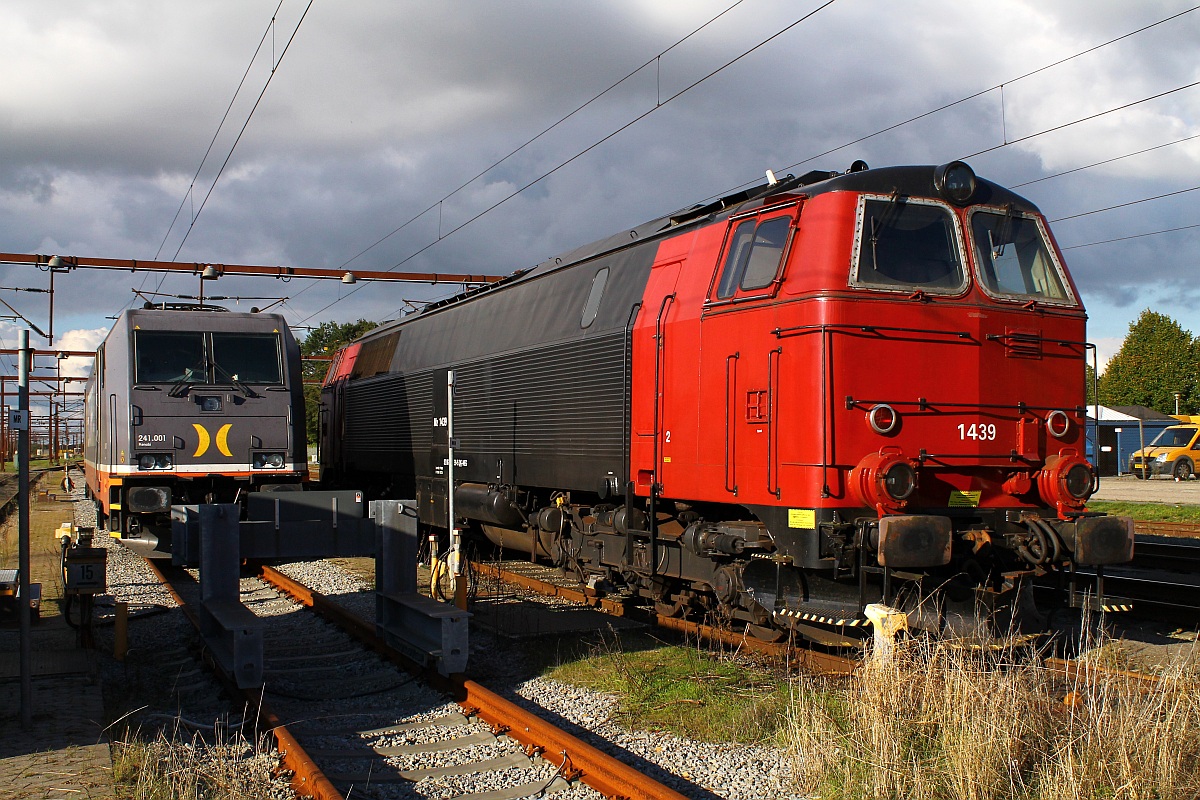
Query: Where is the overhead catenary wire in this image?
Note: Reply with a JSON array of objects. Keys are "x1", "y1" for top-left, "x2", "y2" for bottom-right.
[
  {"x1": 118, "y1": 1, "x2": 309, "y2": 324},
  {"x1": 725, "y1": 3, "x2": 1200, "y2": 197},
  {"x1": 282, "y1": 0, "x2": 754, "y2": 316},
  {"x1": 295, "y1": 0, "x2": 843, "y2": 325},
  {"x1": 297, "y1": 2, "x2": 1197, "y2": 327},
  {"x1": 153, "y1": 0, "x2": 287, "y2": 263},
  {"x1": 1062, "y1": 222, "x2": 1200, "y2": 250},
  {"x1": 1012, "y1": 131, "x2": 1200, "y2": 188},
  {"x1": 1050, "y1": 185, "x2": 1200, "y2": 223},
  {"x1": 168, "y1": 1, "x2": 315, "y2": 263}
]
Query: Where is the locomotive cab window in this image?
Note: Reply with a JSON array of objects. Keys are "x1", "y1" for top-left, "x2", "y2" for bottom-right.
[
  {"x1": 134, "y1": 331, "x2": 206, "y2": 383},
  {"x1": 851, "y1": 196, "x2": 967, "y2": 293},
  {"x1": 212, "y1": 333, "x2": 282, "y2": 384},
  {"x1": 970, "y1": 209, "x2": 1075, "y2": 305},
  {"x1": 715, "y1": 214, "x2": 792, "y2": 300},
  {"x1": 134, "y1": 330, "x2": 283, "y2": 384}
]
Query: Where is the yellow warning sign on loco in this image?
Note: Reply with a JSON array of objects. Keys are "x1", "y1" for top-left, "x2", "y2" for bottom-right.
[
  {"x1": 948, "y1": 490, "x2": 982, "y2": 507},
  {"x1": 788, "y1": 509, "x2": 816, "y2": 528}
]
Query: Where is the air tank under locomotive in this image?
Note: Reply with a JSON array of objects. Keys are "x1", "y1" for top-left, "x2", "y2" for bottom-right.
[{"x1": 320, "y1": 162, "x2": 1134, "y2": 641}]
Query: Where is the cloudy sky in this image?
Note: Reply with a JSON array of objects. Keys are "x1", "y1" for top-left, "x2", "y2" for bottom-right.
[{"x1": 1, "y1": 0, "x2": 1198, "y2": 392}]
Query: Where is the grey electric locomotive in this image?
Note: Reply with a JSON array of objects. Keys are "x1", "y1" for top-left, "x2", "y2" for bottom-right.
[{"x1": 83, "y1": 305, "x2": 306, "y2": 553}]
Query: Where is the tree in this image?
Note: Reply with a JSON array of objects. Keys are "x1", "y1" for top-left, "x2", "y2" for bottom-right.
[
  {"x1": 1099, "y1": 310, "x2": 1198, "y2": 415},
  {"x1": 1084, "y1": 361, "x2": 1097, "y2": 406},
  {"x1": 300, "y1": 319, "x2": 378, "y2": 445}
]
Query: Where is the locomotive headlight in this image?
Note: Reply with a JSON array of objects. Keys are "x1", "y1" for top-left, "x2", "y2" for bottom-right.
[
  {"x1": 198, "y1": 395, "x2": 223, "y2": 412},
  {"x1": 1064, "y1": 463, "x2": 1092, "y2": 499},
  {"x1": 137, "y1": 452, "x2": 173, "y2": 470},
  {"x1": 934, "y1": 161, "x2": 977, "y2": 205},
  {"x1": 851, "y1": 448, "x2": 919, "y2": 513},
  {"x1": 253, "y1": 452, "x2": 286, "y2": 469},
  {"x1": 882, "y1": 462, "x2": 917, "y2": 501},
  {"x1": 1038, "y1": 454, "x2": 1095, "y2": 512}
]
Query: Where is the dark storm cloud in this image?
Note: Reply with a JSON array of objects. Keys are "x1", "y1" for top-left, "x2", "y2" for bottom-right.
[{"x1": 0, "y1": 0, "x2": 1196, "y2": 350}]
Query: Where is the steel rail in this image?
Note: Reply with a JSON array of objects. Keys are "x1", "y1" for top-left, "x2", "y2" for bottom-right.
[
  {"x1": 143, "y1": 559, "x2": 343, "y2": 800},
  {"x1": 472, "y1": 559, "x2": 859, "y2": 675},
  {"x1": 258, "y1": 565, "x2": 691, "y2": 800},
  {"x1": 470, "y1": 559, "x2": 1193, "y2": 685},
  {"x1": 1136, "y1": 520, "x2": 1200, "y2": 539}
]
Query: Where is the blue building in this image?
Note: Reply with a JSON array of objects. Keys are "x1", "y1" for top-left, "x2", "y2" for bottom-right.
[{"x1": 1085, "y1": 405, "x2": 1178, "y2": 476}]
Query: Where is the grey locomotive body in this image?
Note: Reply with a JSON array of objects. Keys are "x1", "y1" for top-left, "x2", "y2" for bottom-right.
[{"x1": 84, "y1": 307, "x2": 306, "y2": 549}]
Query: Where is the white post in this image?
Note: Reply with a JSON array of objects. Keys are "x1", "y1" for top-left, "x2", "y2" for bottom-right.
[
  {"x1": 17, "y1": 330, "x2": 31, "y2": 728},
  {"x1": 447, "y1": 370, "x2": 466, "y2": 608},
  {"x1": 864, "y1": 603, "x2": 908, "y2": 662}
]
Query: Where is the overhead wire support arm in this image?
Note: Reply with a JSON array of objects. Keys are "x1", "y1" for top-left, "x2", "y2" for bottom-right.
[{"x1": 0, "y1": 252, "x2": 503, "y2": 286}]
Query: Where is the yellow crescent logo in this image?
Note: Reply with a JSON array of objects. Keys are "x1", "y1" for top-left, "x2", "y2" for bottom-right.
[
  {"x1": 216, "y1": 424, "x2": 233, "y2": 458},
  {"x1": 192, "y1": 424, "x2": 210, "y2": 457}
]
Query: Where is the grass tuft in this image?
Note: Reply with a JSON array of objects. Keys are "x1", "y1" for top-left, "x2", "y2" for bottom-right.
[
  {"x1": 111, "y1": 724, "x2": 288, "y2": 800},
  {"x1": 546, "y1": 630, "x2": 790, "y2": 743},
  {"x1": 787, "y1": 635, "x2": 1200, "y2": 800},
  {"x1": 1086, "y1": 500, "x2": 1200, "y2": 522}
]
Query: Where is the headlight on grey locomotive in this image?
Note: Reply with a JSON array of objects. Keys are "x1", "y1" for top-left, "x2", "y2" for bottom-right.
[
  {"x1": 126, "y1": 486, "x2": 171, "y2": 513},
  {"x1": 252, "y1": 452, "x2": 286, "y2": 469},
  {"x1": 136, "y1": 452, "x2": 174, "y2": 470}
]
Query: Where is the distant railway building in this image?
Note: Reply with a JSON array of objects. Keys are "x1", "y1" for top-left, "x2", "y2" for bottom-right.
[{"x1": 1086, "y1": 405, "x2": 1177, "y2": 476}]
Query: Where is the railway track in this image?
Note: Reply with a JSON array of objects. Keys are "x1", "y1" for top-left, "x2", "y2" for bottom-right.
[
  {"x1": 468, "y1": 559, "x2": 858, "y2": 674},
  {"x1": 144, "y1": 557, "x2": 692, "y2": 800},
  {"x1": 465, "y1": 557, "x2": 1197, "y2": 692}
]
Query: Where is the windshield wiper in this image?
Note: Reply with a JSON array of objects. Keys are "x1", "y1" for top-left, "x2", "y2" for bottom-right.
[
  {"x1": 167, "y1": 379, "x2": 195, "y2": 398},
  {"x1": 212, "y1": 360, "x2": 259, "y2": 398},
  {"x1": 167, "y1": 364, "x2": 206, "y2": 397}
]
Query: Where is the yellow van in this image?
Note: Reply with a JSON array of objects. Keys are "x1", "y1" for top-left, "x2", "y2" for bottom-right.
[{"x1": 1129, "y1": 415, "x2": 1200, "y2": 480}]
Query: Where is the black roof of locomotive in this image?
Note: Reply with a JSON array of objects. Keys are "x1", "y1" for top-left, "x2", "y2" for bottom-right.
[{"x1": 414, "y1": 163, "x2": 1042, "y2": 318}]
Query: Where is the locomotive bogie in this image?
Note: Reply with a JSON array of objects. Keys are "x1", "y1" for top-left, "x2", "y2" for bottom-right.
[{"x1": 321, "y1": 162, "x2": 1134, "y2": 640}]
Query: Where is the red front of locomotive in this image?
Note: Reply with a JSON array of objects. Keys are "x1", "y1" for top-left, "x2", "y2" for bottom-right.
[{"x1": 630, "y1": 163, "x2": 1132, "y2": 632}]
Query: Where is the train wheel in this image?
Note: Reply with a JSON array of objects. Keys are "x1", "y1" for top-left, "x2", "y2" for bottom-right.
[{"x1": 1173, "y1": 458, "x2": 1194, "y2": 481}]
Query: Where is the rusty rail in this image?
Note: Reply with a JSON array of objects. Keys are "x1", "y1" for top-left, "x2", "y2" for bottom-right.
[
  {"x1": 144, "y1": 560, "x2": 343, "y2": 800},
  {"x1": 472, "y1": 560, "x2": 632, "y2": 616},
  {"x1": 1136, "y1": 520, "x2": 1200, "y2": 539},
  {"x1": 474, "y1": 560, "x2": 858, "y2": 675},
  {"x1": 258, "y1": 566, "x2": 691, "y2": 800}
]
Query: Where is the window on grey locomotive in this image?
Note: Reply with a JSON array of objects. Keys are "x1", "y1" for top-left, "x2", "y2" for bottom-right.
[
  {"x1": 211, "y1": 333, "x2": 282, "y2": 383},
  {"x1": 716, "y1": 215, "x2": 791, "y2": 299},
  {"x1": 581, "y1": 267, "x2": 609, "y2": 328},
  {"x1": 134, "y1": 331, "x2": 206, "y2": 383},
  {"x1": 854, "y1": 199, "x2": 964, "y2": 291}
]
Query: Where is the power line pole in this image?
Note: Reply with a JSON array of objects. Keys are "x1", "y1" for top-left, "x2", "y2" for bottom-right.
[{"x1": 17, "y1": 329, "x2": 32, "y2": 728}]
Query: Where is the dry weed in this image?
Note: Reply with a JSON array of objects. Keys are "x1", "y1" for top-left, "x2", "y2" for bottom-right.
[
  {"x1": 788, "y1": 634, "x2": 1200, "y2": 800},
  {"x1": 112, "y1": 722, "x2": 290, "y2": 800}
]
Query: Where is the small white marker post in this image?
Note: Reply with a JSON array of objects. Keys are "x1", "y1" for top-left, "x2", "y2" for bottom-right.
[
  {"x1": 864, "y1": 603, "x2": 908, "y2": 662},
  {"x1": 447, "y1": 370, "x2": 466, "y2": 610}
]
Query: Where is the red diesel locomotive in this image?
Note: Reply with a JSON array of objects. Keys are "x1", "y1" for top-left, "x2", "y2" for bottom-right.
[{"x1": 320, "y1": 161, "x2": 1133, "y2": 641}]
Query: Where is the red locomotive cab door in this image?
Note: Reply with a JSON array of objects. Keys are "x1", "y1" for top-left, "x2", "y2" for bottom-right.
[
  {"x1": 630, "y1": 260, "x2": 684, "y2": 498},
  {"x1": 696, "y1": 205, "x2": 800, "y2": 504}
]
